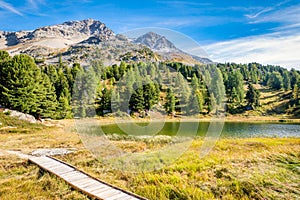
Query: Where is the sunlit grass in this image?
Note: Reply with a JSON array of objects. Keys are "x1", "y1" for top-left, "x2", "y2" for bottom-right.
[
  {"x1": 0, "y1": 155, "x2": 89, "y2": 200},
  {"x1": 56, "y1": 137, "x2": 300, "y2": 200}
]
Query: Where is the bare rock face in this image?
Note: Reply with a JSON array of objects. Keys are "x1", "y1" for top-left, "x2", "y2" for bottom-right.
[
  {"x1": 28, "y1": 19, "x2": 114, "y2": 41},
  {"x1": 0, "y1": 19, "x2": 115, "y2": 49}
]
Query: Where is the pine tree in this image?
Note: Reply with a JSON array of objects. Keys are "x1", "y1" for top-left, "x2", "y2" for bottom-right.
[
  {"x1": 143, "y1": 82, "x2": 159, "y2": 110},
  {"x1": 57, "y1": 87, "x2": 72, "y2": 119},
  {"x1": 188, "y1": 88, "x2": 204, "y2": 114},
  {"x1": 129, "y1": 87, "x2": 144, "y2": 112},
  {"x1": 37, "y1": 73, "x2": 58, "y2": 118},
  {"x1": 208, "y1": 93, "x2": 217, "y2": 114},
  {"x1": 227, "y1": 70, "x2": 244, "y2": 104},
  {"x1": 210, "y1": 67, "x2": 226, "y2": 105},
  {"x1": 96, "y1": 87, "x2": 112, "y2": 116},
  {"x1": 0, "y1": 51, "x2": 11, "y2": 103},
  {"x1": 72, "y1": 66, "x2": 98, "y2": 118},
  {"x1": 191, "y1": 73, "x2": 199, "y2": 89},
  {"x1": 165, "y1": 88, "x2": 176, "y2": 115},
  {"x1": 290, "y1": 69, "x2": 300, "y2": 89},
  {"x1": 283, "y1": 71, "x2": 291, "y2": 91},
  {"x1": 293, "y1": 84, "x2": 299, "y2": 103},
  {"x1": 0, "y1": 54, "x2": 58, "y2": 118},
  {"x1": 245, "y1": 83, "x2": 260, "y2": 108},
  {"x1": 268, "y1": 72, "x2": 283, "y2": 90},
  {"x1": 0, "y1": 50, "x2": 10, "y2": 61},
  {"x1": 56, "y1": 68, "x2": 70, "y2": 101},
  {"x1": 174, "y1": 73, "x2": 190, "y2": 113}
]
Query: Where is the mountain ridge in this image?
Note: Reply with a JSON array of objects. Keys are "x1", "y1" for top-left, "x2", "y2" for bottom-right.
[{"x1": 0, "y1": 19, "x2": 211, "y2": 65}]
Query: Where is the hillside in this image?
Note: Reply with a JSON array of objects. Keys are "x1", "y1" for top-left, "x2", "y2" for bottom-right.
[{"x1": 1, "y1": 49, "x2": 299, "y2": 120}]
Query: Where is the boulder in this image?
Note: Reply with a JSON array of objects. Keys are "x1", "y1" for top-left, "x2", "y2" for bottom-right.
[{"x1": 3, "y1": 109, "x2": 37, "y2": 123}]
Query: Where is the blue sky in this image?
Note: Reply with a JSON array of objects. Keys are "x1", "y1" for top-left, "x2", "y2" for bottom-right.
[{"x1": 0, "y1": 0, "x2": 300, "y2": 68}]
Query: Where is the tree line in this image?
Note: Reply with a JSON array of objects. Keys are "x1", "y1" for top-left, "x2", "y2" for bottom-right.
[{"x1": 0, "y1": 50, "x2": 299, "y2": 119}]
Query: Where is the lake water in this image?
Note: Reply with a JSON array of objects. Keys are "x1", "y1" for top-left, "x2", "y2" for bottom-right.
[{"x1": 100, "y1": 122, "x2": 300, "y2": 138}]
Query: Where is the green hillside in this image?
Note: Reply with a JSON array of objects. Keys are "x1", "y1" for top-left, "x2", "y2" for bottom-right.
[{"x1": 1, "y1": 50, "x2": 299, "y2": 119}]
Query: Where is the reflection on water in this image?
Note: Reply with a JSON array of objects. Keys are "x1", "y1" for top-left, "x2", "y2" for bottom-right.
[{"x1": 101, "y1": 122, "x2": 300, "y2": 138}]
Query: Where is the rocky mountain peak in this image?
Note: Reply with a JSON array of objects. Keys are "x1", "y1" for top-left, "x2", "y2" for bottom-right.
[
  {"x1": 134, "y1": 32, "x2": 178, "y2": 52},
  {"x1": 29, "y1": 19, "x2": 114, "y2": 40}
]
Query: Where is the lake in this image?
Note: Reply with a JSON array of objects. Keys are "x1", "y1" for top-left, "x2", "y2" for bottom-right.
[{"x1": 100, "y1": 121, "x2": 300, "y2": 138}]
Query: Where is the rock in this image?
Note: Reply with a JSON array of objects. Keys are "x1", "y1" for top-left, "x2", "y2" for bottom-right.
[
  {"x1": 31, "y1": 148, "x2": 76, "y2": 156},
  {"x1": 3, "y1": 109, "x2": 37, "y2": 123}
]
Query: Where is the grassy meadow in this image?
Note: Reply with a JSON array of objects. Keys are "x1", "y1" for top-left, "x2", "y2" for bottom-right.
[{"x1": 0, "y1": 112, "x2": 299, "y2": 199}]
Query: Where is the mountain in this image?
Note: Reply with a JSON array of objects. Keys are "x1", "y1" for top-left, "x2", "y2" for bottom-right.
[
  {"x1": 134, "y1": 32, "x2": 212, "y2": 64},
  {"x1": 0, "y1": 19, "x2": 211, "y2": 65},
  {"x1": 134, "y1": 32, "x2": 178, "y2": 52},
  {"x1": 0, "y1": 19, "x2": 156, "y2": 65},
  {"x1": 0, "y1": 19, "x2": 113, "y2": 48}
]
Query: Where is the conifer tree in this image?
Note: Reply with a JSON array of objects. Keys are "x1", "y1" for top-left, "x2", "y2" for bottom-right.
[
  {"x1": 37, "y1": 73, "x2": 58, "y2": 118},
  {"x1": 245, "y1": 83, "x2": 260, "y2": 108},
  {"x1": 268, "y1": 72, "x2": 283, "y2": 90},
  {"x1": 0, "y1": 54, "x2": 57, "y2": 118},
  {"x1": 293, "y1": 84, "x2": 299, "y2": 103},
  {"x1": 165, "y1": 88, "x2": 176, "y2": 115},
  {"x1": 283, "y1": 71, "x2": 291, "y2": 91},
  {"x1": 129, "y1": 87, "x2": 144, "y2": 112}
]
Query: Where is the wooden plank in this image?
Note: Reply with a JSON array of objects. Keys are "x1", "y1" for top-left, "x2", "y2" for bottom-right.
[
  {"x1": 62, "y1": 171, "x2": 86, "y2": 179},
  {"x1": 65, "y1": 175, "x2": 89, "y2": 182},
  {"x1": 28, "y1": 155, "x2": 147, "y2": 200},
  {"x1": 89, "y1": 186, "x2": 112, "y2": 195},
  {"x1": 105, "y1": 192, "x2": 133, "y2": 200},
  {"x1": 57, "y1": 169, "x2": 76, "y2": 175},
  {"x1": 94, "y1": 189, "x2": 122, "y2": 199},
  {"x1": 72, "y1": 178, "x2": 95, "y2": 187},
  {"x1": 115, "y1": 196, "x2": 137, "y2": 200},
  {"x1": 40, "y1": 162, "x2": 61, "y2": 168},
  {"x1": 77, "y1": 179, "x2": 99, "y2": 188},
  {"x1": 84, "y1": 183, "x2": 107, "y2": 192},
  {"x1": 47, "y1": 166, "x2": 74, "y2": 174}
]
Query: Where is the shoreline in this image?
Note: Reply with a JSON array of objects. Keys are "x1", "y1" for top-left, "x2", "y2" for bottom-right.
[{"x1": 69, "y1": 115, "x2": 300, "y2": 125}]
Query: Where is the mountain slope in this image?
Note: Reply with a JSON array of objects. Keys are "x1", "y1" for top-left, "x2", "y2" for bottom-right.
[
  {"x1": 134, "y1": 31, "x2": 178, "y2": 52},
  {"x1": 0, "y1": 19, "x2": 211, "y2": 65},
  {"x1": 134, "y1": 32, "x2": 212, "y2": 64},
  {"x1": 0, "y1": 19, "x2": 157, "y2": 65}
]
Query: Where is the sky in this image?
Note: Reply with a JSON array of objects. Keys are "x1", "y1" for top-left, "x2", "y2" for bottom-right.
[{"x1": 0, "y1": 0, "x2": 300, "y2": 69}]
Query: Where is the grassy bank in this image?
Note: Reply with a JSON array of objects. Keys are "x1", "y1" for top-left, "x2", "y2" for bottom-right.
[
  {"x1": 56, "y1": 137, "x2": 300, "y2": 200},
  {"x1": 0, "y1": 114, "x2": 299, "y2": 199}
]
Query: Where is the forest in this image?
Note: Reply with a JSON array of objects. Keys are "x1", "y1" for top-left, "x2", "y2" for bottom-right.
[{"x1": 0, "y1": 50, "x2": 299, "y2": 119}]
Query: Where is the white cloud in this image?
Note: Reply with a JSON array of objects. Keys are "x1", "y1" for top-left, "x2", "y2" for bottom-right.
[
  {"x1": 249, "y1": 3, "x2": 300, "y2": 24},
  {"x1": 0, "y1": 0, "x2": 23, "y2": 16},
  {"x1": 203, "y1": 33, "x2": 300, "y2": 70},
  {"x1": 245, "y1": 0, "x2": 291, "y2": 21},
  {"x1": 27, "y1": 0, "x2": 45, "y2": 9},
  {"x1": 245, "y1": 7, "x2": 273, "y2": 19}
]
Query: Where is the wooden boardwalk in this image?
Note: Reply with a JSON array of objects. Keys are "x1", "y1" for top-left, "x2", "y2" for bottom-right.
[{"x1": 29, "y1": 156, "x2": 147, "y2": 200}]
